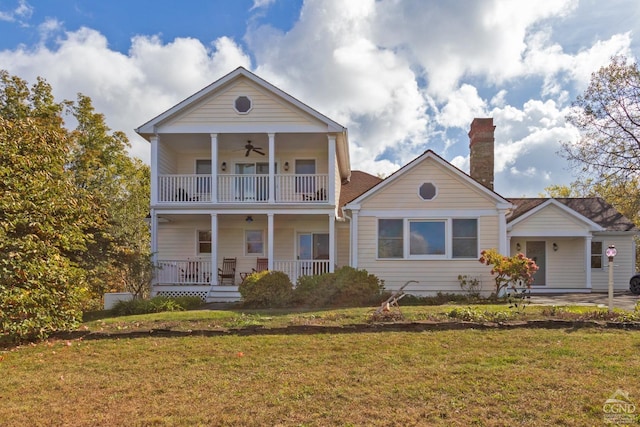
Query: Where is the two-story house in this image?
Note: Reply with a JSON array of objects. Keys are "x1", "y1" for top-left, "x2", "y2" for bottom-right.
[{"x1": 137, "y1": 67, "x2": 637, "y2": 302}]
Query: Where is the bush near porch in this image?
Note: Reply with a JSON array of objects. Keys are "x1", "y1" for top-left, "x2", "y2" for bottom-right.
[{"x1": 239, "y1": 266, "x2": 385, "y2": 309}]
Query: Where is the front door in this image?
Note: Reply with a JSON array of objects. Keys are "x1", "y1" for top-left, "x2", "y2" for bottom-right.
[{"x1": 526, "y1": 241, "x2": 546, "y2": 286}]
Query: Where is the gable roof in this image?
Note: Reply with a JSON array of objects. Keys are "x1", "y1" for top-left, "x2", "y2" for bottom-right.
[
  {"x1": 344, "y1": 149, "x2": 511, "y2": 209},
  {"x1": 136, "y1": 67, "x2": 347, "y2": 136},
  {"x1": 508, "y1": 197, "x2": 638, "y2": 232}
]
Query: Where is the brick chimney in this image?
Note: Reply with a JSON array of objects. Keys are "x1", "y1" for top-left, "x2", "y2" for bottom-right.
[{"x1": 468, "y1": 118, "x2": 495, "y2": 190}]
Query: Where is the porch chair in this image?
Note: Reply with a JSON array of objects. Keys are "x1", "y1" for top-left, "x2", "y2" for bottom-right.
[
  {"x1": 217, "y1": 258, "x2": 237, "y2": 285},
  {"x1": 240, "y1": 257, "x2": 269, "y2": 282}
]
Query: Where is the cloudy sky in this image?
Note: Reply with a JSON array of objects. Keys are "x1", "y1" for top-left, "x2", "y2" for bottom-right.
[{"x1": 1, "y1": 0, "x2": 639, "y2": 196}]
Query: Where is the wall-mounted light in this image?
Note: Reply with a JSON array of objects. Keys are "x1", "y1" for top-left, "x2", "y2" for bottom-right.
[
  {"x1": 245, "y1": 215, "x2": 253, "y2": 223},
  {"x1": 516, "y1": 242, "x2": 521, "y2": 252},
  {"x1": 284, "y1": 161, "x2": 289, "y2": 171},
  {"x1": 553, "y1": 242, "x2": 558, "y2": 252},
  {"x1": 221, "y1": 162, "x2": 227, "y2": 172}
]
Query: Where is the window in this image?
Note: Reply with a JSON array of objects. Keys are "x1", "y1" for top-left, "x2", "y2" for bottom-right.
[
  {"x1": 198, "y1": 230, "x2": 211, "y2": 254},
  {"x1": 378, "y1": 219, "x2": 403, "y2": 258},
  {"x1": 234, "y1": 96, "x2": 252, "y2": 114},
  {"x1": 196, "y1": 159, "x2": 211, "y2": 194},
  {"x1": 452, "y1": 219, "x2": 478, "y2": 258},
  {"x1": 409, "y1": 220, "x2": 445, "y2": 256},
  {"x1": 377, "y1": 218, "x2": 479, "y2": 259},
  {"x1": 591, "y1": 241, "x2": 603, "y2": 269},
  {"x1": 419, "y1": 183, "x2": 437, "y2": 200},
  {"x1": 246, "y1": 230, "x2": 264, "y2": 255}
]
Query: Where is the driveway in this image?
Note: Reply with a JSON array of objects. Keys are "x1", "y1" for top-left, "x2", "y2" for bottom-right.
[{"x1": 530, "y1": 292, "x2": 639, "y2": 311}]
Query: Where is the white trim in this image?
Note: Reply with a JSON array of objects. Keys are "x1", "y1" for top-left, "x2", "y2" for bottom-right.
[
  {"x1": 498, "y1": 209, "x2": 508, "y2": 254},
  {"x1": 153, "y1": 208, "x2": 337, "y2": 215},
  {"x1": 328, "y1": 135, "x2": 336, "y2": 206},
  {"x1": 509, "y1": 230, "x2": 592, "y2": 237},
  {"x1": 150, "y1": 136, "x2": 158, "y2": 204},
  {"x1": 329, "y1": 213, "x2": 335, "y2": 273},
  {"x1": 585, "y1": 236, "x2": 592, "y2": 289},
  {"x1": 267, "y1": 213, "x2": 274, "y2": 270},
  {"x1": 210, "y1": 133, "x2": 218, "y2": 203},
  {"x1": 210, "y1": 214, "x2": 218, "y2": 285},
  {"x1": 196, "y1": 228, "x2": 212, "y2": 256},
  {"x1": 268, "y1": 133, "x2": 275, "y2": 204},
  {"x1": 351, "y1": 209, "x2": 359, "y2": 268},
  {"x1": 358, "y1": 208, "x2": 501, "y2": 217}
]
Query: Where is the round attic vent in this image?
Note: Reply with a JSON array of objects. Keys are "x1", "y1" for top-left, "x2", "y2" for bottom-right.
[
  {"x1": 419, "y1": 182, "x2": 437, "y2": 200},
  {"x1": 234, "y1": 96, "x2": 252, "y2": 114}
]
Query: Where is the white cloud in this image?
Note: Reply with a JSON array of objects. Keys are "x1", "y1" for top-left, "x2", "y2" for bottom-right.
[
  {"x1": 0, "y1": 0, "x2": 32, "y2": 23},
  {"x1": 0, "y1": 0, "x2": 638, "y2": 196},
  {"x1": 0, "y1": 28, "x2": 251, "y2": 162}
]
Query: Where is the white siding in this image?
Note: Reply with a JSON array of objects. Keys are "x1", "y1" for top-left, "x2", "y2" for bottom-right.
[{"x1": 591, "y1": 236, "x2": 636, "y2": 292}]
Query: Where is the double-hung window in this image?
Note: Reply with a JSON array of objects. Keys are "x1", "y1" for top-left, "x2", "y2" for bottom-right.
[
  {"x1": 377, "y1": 218, "x2": 478, "y2": 259},
  {"x1": 591, "y1": 241, "x2": 603, "y2": 269}
]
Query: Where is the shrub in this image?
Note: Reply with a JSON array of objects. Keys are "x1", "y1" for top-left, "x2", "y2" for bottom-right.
[
  {"x1": 458, "y1": 274, "x2": 481, "y2": 298},
  {"x1": 294, "y1": 267, "x2": 384, "y2": 308},
  {"x1": 239, "y1": 270, "x2": 294, "y2": 308},
  {"x1": 110, "y1": 296, "x2": 203, "y2": 316}
]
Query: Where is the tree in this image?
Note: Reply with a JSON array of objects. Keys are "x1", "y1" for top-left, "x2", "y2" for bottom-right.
[
  {"x1": 562, "y1": 55, "x2": 640, "y2": 185},
  {"x1": 0, "y1": 70, "x2": 151, "y2": 341},
  {"x1": 67, "y1": 95, "x2": 151, "y2": 303},
  {"x1": 0, "y1": 116, "x2": 99, "y2": 341}
]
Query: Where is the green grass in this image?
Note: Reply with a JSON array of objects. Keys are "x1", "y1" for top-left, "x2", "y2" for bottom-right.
[{"x1": 1, "y1": 305, "x2": 640, "y2": 426}]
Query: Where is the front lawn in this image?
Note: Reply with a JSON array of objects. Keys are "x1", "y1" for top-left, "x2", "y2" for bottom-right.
[{"x1": 1, "y1": 305, "x2": 640, "y2": 426}]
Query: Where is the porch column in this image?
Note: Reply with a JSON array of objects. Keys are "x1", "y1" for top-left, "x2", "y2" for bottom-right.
[
  {"x1": 585, "y1": 236, "x2": 592, "y2": 289},
  {"x1": 150, "y1": 135, "x2": 158, "y2": 204},
  {"x1": 498, "y1": 209, "x2": 508, "y2": 254},
  {"x1": 211, "y1": 214, "x2": 218, "y2": 285},
  {"x1": 267, "y1": 214, "x2": 274, "y2": 270},
  {"x1": 350, "y1": 209, "x2": 359, "y2": 268},
  {"x1": 210, "y1": 133, "x2": 218, "y2": 203},
  {"x1": 328, "y1": 135, "x2": 336, "y2": 205},
  {"x1": 268, "y1": 133, "x2": 275, "y2": 203},
  {"x1": 150, "y1": 209, "x2": 158, "y2": 286},
  {"x1": 329, "y1": 212, "x2": 335, "y2": 273}
]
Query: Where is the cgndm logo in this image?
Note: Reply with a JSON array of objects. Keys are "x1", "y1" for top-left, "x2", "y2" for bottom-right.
[{"x1": 603, "y1": 389, "x2": 637, "y2": 425}]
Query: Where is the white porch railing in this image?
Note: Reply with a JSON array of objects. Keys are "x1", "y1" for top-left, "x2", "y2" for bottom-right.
[
  {"x1": 158, "y1": 175, "x2": 211, "y2": 203},
  {"x1": 157, "y1": 174, "x2": 329, "y2": 203},
  {"x1": 156, "y1": 260, "x2": 212, "y2": 285},
  {"x1": 274, "y1": 260, "x2": 331, "y2": 284},
  {"x1": 155, "y1": 259, "x2": 330, "y2": 285}
]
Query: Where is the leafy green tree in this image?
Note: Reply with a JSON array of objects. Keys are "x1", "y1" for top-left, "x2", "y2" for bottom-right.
[
  {"x1": 67, "y1": 95, "x2": 151, "y2": 302},
  {"x1": 0, "y1": 117, "x2": 96, "y2": 341},
  {"x1": 562, "y1": 55, "x2": 640, "y2": 185}
]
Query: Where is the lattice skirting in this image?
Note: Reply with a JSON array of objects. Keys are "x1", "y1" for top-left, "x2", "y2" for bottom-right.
[{"x1": 156, "y1": 290, "x2": 209, "y2": 300}]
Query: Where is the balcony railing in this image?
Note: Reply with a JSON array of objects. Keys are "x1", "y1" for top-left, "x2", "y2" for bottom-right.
[
  {"x1": 157, "y1": 174, "x2": 328, "y2": 203},
  {"x1": 155, "y1": 259, "x2": 330, "y2": 285}
]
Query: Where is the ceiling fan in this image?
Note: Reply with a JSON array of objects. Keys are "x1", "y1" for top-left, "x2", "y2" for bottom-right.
[{"x1": 243, "y1": 140, "x2": 265, "y2": 157}]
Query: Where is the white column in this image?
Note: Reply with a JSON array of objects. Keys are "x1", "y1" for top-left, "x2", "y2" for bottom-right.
[
  {"x1": 210, "y1": 133, "x2": 218, "y2": 203},
  {"x1": 211, "y1": 214, "x2": 218, "y2": 285},
  {"x1": 329, "y1": 212, "x2": 335, "y2": 273},
  {"x1": 150, "y1": 135, "x2": 159, "y2": 204},
  {"x1": 351, "y1": 209, "x2": 359, "y2": 268},
  {"x1": 585, "y1": 236, "x2": 592, "y2": 289},
  {"x1": 498, "y1": 209, "x2": 508, "y2": 254},
  {"x1": 267, "y1": 214, "x2": 274, "y2": 270},
  {"x1": 150, "y1": 209, "x2": 158, "y2": 286},
  {"x1": 268, "y1": 133, "x2": 275, "y2": 204},
  {"x1": 328, "y1": 135, "x2": 336, "y2": 205},
  {"x1": 507, "y1": 236, "x2": 512, "y2": 256}
]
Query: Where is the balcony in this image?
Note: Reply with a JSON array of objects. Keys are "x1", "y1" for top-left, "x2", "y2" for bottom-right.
[{"x1": 157, "y1": 174, "x2": 329, "y2": 203}]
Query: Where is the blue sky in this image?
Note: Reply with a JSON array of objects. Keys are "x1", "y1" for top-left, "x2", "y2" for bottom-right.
[{"x1": 1, "y1": 0, "x2": 639, "y2": 196}]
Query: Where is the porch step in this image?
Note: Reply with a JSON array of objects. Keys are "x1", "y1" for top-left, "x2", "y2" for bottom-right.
[{"x1": 206, "y1": 286, "x2": 241, "y2": 303}]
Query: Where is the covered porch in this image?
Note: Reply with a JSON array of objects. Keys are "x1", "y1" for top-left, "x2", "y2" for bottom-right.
[{"x1": 149, "y1": 212, "x2": 339, "y2": 300}]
